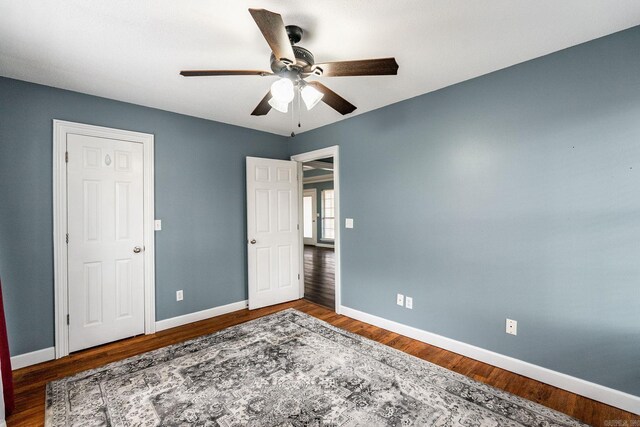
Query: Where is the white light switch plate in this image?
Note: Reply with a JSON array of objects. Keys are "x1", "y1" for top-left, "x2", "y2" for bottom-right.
[
  {"x1": 345, "y1": 218, "x2": 354, "y2": 228},
  {"x1": 154, "y1": 219, "x2": 162, "y2": 231},
  {"x1": 396, "y1": 294, "x2": 404, "y2": 306},
  {"x1": 405, "y1": 297, "x2": 413, "y2": 309},
  {"x1": 176, "y1": 290, "x2": 183, "y2": 301}
]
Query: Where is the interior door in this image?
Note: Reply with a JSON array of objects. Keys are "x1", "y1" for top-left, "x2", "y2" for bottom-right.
[
  {"x1": 303, "y1": 189, "x2": 317, "y2": 246},
  {"x1": 67, "y1": 134, "x2": 145, "y2": 352},
  {"x1": 246, "y1": 157, "x2": 300, "y2": 310}
]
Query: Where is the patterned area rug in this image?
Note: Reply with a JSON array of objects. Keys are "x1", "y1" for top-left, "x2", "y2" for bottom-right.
[{"x1": 46, "y1": 309, "x2": 587, "y2": 426}]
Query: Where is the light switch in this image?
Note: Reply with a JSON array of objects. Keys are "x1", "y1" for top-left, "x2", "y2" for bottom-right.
[
  {"x1": 345, "y1": 218, "x2": 354, "y2": 229},
  {"x1": 154, "y1": 220, "x2": 162, "y2": 231}
]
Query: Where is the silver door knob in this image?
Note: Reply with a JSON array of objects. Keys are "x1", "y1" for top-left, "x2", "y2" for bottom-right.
[
  {"x1": 133, "y1": 246, "x2": 142, "y2": 253},
  {"x1": 250, "y1": 239, "x2": 256, "y2": 244}
]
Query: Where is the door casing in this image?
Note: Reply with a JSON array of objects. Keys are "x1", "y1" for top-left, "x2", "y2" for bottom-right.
[
  {"x1": 53, "y1": 120, "x2": 156, "y2": 358},
  {"x1": 291, "y1": 146, "x2": 341, "y2": 313}
]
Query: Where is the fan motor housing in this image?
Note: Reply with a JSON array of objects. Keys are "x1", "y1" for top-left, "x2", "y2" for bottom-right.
[
  {"x1": 270, "y1": 25, "x2": 314, "y2": 76},
  {"x1": 270, "y1": 46, "x2": 314, "y2": 75}
]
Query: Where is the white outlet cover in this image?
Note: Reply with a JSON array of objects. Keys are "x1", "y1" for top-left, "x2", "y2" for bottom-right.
[
  {"x1": 396, "y1": 294, "x2": 404, "y2": 306},
  {"x1": 176, "y1": 290, "x2": 183, "y2": 301},
  {"x1": 405, "y1": 297, "x2": 413, "y2": 309},
  {"x1": 506, "y1": 318, "x2": 517, "y2": 335},
  {"x1": 154, "y1": 219, "x2": 162, "y2": 231},
  {"x1": 345, "y1": 218, "x2": 354, "y2": 229}
]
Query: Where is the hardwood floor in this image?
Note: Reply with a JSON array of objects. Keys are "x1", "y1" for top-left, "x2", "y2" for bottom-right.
[
  {"x1": 303, "y1": 245, "x2": 335, "y2": 309},
  {"x1": 7, "y1": 300, "x2": 638, "y2": 426}
]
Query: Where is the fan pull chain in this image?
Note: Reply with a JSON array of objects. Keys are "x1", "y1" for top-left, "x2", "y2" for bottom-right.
[
  {"x1": 290, "y1": 92, "x2": 296, "y2": 137},
  {"x1": 298, "y1": 91, "x2": 301, "y2": 128}
]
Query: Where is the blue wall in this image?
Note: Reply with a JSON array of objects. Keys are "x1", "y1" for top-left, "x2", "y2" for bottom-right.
[
  {"x1": 303, "y1": 178, "x2": 334, "y2": 244},
  {"x1": 289, "y1": 26, "x2": 640, "y2": 396},
  {"x1": 0, "y1": 77, "x2": 288, "y2": 356}
]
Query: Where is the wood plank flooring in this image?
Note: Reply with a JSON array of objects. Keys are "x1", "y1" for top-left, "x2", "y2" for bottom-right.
[
  {"x1": 303, "y1": 245, "x2": 335, "y2": 309},
  {"x1": 7, "y1": 300, "x2": 638, "y2": 426}
]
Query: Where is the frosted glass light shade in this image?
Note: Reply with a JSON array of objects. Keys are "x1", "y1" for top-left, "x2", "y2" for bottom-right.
[
  {"x1": 268, "y1": 97, "x2": 289, "y2": 113},
  {"x1": 270, "y1": 78, "x2": 295, "y2": 103},
  {"x1": 301, "y1": 85, "x2": 323, "y2": 110}
]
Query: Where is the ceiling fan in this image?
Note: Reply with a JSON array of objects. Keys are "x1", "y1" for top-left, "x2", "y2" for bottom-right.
[{"x1": 180, "y1": 8, "x2": 399, "y2": 117}]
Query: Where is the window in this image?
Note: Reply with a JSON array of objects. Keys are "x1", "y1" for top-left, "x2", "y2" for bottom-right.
[
  {"x1": 322, "y1": 189, "x2": 335, "y2": 240},
  {"x1": 303, "y1": 194, "x2": 314, "y2": 239}
]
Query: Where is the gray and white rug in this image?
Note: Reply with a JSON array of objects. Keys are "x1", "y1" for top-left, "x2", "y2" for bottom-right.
[{"x1": 46, "y1": 309, "x2": 586, "y2": 426}]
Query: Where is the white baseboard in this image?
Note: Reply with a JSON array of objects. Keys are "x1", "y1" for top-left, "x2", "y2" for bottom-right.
[
  {"x1": 9, "y1": 302, "x2": 249, "y2": 370},
  {"x1": 340, "y1": 305, "x2": 640, "y2": 415},
  {"x1": 315, "y1": 243, "x2": 335, "y2": 248},
  {"x1": 11, "y1": 347, "x2": 56, "y2": 370},
  {"x1": 0, "y1": 420, "x2": 6, "y2": 427},
  {"x1": 155, "y1": 300, "x2": 248, "y2": 332}
]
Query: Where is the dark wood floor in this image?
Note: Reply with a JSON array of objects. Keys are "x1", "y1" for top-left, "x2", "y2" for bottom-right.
[
  {"x1": 303, "y1": 245, "x2": 335, "y2": 309},
  {"x1": 7, "y1": 300, "x2": 638, "y2": 426}
]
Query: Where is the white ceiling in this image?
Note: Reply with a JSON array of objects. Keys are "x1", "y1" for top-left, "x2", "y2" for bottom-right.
[{"x1": 1, "y1": 1, "x2": 639, "y2": 136}]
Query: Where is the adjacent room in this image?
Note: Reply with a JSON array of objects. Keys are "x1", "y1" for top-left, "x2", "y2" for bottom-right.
[
  {"x1": 0, "y1": 1, "x2": 639, "y2": 426},
  {"x1": 302, "y1": 157, "x2": 336, "y2": 309}
]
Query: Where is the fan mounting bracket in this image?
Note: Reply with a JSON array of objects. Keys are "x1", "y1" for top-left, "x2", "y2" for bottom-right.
[{"x1": 286, "y1": 25, "x2": 303, "y2": 45}]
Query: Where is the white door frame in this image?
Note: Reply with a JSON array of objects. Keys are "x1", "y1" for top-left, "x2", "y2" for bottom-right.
[
  {"x1": 291, "y1": 146, "x2": 341, "y2": 314},
  {"x1": 53, "y1": 120, "x2": 156, "y2": 358},
  {"x1": 302, "y1": 188, "x2": 318, "y2": 246}
]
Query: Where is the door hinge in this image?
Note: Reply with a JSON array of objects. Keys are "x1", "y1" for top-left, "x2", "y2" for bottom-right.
[
  {"x1": 65, "y1": 151, "x2": 69, "y2": 163},
  {"x1": 297, "y1": 224, "x2": 299, "y2": 230},
  {"x1": 66, "y1": 233, "x2": 69, "y2": 244},
  {"x1": 66, "y1": 314, "x2": 69, "y2": 325},
  {"x1": 298, "y1": 273, "x2": 300, "y2": 280}
]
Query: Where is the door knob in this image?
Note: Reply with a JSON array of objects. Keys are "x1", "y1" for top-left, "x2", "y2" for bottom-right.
[
  {"x1": 250, "y1": 239, "x2": 256, "y2": 244},
  {"x1": 133, "y1": 246, "x2": 142, "y2": 253}
]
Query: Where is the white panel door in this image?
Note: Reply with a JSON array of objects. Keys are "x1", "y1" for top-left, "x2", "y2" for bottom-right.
[
  {"x1": 303, "y1": 189, "x2": 317, "y2": 245},
  {"x1": 67, "y1": 134, "x2": 145, "y2": 352},
  {"x1": 247, "y1": 157, "x2": 300, "y2": 309}
]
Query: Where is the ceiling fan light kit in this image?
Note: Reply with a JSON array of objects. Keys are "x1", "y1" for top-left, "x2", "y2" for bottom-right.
[
  {"x1": 270, "y1": 78, "x2": 295, "y2": 104},
  {"x1": 301, "y1": 84, "x2": 324, "y2": 110},
  {"x1": 268, "y1": 96, "x2": 290, "y2": 113},
  {"x1": 180, "y1": 8, "x2": 398, "y2": 120}
]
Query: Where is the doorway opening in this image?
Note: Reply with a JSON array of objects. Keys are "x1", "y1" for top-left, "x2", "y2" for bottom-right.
[
  {"x1": 301, "y1": 158, "x2": 335, "y2": 309},
  {"x1": 292, "y1": 146, "x2": 340, "y2": 313}
]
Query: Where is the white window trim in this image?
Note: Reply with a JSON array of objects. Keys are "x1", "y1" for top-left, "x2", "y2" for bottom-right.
[
  {"x1": 321, "y1": 188, "x2": 336, "y2": 241},
  {"x1": 52, "y1": 120, "x2": 156, "y2": 359}
]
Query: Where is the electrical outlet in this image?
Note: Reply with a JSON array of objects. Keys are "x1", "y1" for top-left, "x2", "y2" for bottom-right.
[
  {"x1": 345, "y1": 218, "x2": 354, "y2": 229},
  {"x1": 154, "y1": 219, "x2": 162, "y2": 231},
  {"x1": 176, "y1": 290, "x2": 183, "y2": 301},
  {"x1": 396, "y1": 294, "x2": 404, "y2": 306},
  {"x1": 506, "y1": 318, "x2": 517, "y2": 335},
  {"x1": 405, "y1": 297, "x2": 413, "y2": 309}
]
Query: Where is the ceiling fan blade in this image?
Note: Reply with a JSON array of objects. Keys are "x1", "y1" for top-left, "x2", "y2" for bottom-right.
[
  {"x1": 307, "y1": 81, "x2": 356, "y2": 115},
  {"x1": 251, "y1": 91, "x2": 273, "y2": 116},
  {"x1": 180, "y1": 70, "x2": 272, "y2": 77},
  {"x1": 308, "y1": 58, "x2": 399, "y2": 77},
  {"x1": 248, "y1": 8, "x2": 296, "y2": 64}
]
